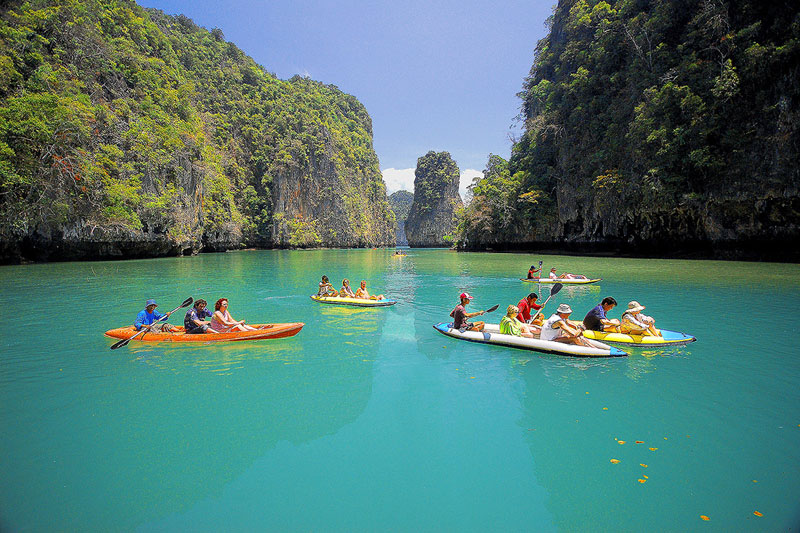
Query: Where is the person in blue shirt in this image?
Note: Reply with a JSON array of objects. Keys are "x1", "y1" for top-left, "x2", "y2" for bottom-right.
[
  {"x1": 134, "y1": 299, "x2": 177, "y2": 332},
  {"x1": 184, "y1": 299, "x2": 218, "y2": 334},
  {"x1": 582, "y1": 297, "x2": 621, "y2": 332}
]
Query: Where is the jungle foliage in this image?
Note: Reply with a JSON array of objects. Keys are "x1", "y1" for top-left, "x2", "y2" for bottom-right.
[
  {"x1": 458, "y1": 0, "x2": 800, "y2": 252},
  {"x1": 0, "y1": 0, "x2": 391, "y2": 255}
]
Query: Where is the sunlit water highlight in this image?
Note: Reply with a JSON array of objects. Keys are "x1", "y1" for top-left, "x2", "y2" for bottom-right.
[{"x1": 1, "y1": 249, "x2": 799, "y2": 531}]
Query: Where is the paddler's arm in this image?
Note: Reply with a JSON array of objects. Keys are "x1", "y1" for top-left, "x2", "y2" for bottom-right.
[{"x1": 465, "y1": 310, "x2": 485, "y2": 318}]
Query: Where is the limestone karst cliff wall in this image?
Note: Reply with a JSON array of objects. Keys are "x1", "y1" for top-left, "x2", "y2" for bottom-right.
[
  {"x1": 405, "y1": 152, "x2": 462, "y2": 247},
  {"x1": 0, "y1": 1, "x2": 394, "y2": 263}
]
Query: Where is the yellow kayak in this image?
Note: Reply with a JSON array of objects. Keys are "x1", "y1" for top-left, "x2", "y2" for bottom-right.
[
  {"x1": 582, "y1": 328, "x2": 696, "y2": 347},
  {"x1": 310, "y1": 295, "x2": 397, "y2": 307}
]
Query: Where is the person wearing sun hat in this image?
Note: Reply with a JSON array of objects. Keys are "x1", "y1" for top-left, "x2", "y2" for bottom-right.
[
  {"x1": 540, "y1": 303, "x2": 603, "y2": 347},
  {"x1": 620, "y1": 301, "x2": 659, "y2": 336},
  {"x1": 527, "y1": 265, "x2": 541, "y2": 279},
  {"x1": 449, "y1": 292, "x2": 485, "y2": 332},
  {"x1": 134, "y1": 299, "x2": 177, "y2": 333}
]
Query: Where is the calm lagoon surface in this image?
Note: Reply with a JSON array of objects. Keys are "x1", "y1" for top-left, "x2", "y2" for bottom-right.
[{"x1": 1, "y1": 249, "x2": 799, "y2": 531}]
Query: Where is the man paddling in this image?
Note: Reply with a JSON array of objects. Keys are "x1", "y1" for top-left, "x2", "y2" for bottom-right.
[
  {"x1": 540, "y1": 303, "x2": 604, "y2": 348},
  {"x1": 134, "y1": 299, "x2": 177, "y2": 332},
  {"x1": 450, "y1": 292, "x2": 485, "y2": 332}
]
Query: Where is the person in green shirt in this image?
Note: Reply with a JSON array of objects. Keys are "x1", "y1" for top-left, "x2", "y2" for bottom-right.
[{"x1": 499, "y1": 305, "x2": 537, "y2": 338}]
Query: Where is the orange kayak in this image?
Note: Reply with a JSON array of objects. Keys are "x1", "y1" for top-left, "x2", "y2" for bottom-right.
[{"x1": 104, "y1": 323, "x2": 304, "y2": 343}]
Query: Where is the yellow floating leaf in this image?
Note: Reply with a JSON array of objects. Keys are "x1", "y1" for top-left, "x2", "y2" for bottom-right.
[
  {"x1": 753, "y1": 511, "x2": 763, "y2": 517},
  {"x1": 752, "y1": 480, "x2": 757, "y2": 483},
  {"x1": 618, "y1": 440, "x2": 626, "y2": 444},
  {"x1": 610, "y1": 459, "x2": 620, "y2": 464},
  {"x1": 586, "y1": 392, "x2": 589, "y2": 394},
  {"x1": 635, "y1": 440, "x2": 644, "y2": 444},
  {"x1": 643, "y1": 475, "x2": 648, "y2": 479},
  {"x1": 470, "y1": 376, "x2": 475, "y2": 379},
  {"x1": 640, "y1": 463, "x2": 648, "y2": 468},
  {"x1": 637, "y1": 478, "x2": 646, "y2": 483},
  {"x1": 649, "y1": 447, "x2": 658, "y2": 451},
  {"x1": 700, "y1": 515, "x2": 710, "y2": 521},
  {"x1": 603, "y1": 407, "x2": 608, "y2": 410}
]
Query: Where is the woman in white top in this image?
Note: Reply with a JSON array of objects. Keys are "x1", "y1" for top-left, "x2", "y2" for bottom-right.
[{"x1": 210, "y1": 298, "x2": 257, "y2": 332}]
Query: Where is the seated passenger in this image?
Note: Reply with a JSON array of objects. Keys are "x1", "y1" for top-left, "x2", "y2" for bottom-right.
[
  {"x1": 339, "y1": 278, "x2": 356, "y2": 298},
  {"x1": 540, "y1": 304, "x2": 604, "y2": 348},
  {"x1": 210, "y1": 298, "x2": 257, "y2": 332},
  {"x1": 135, "y1": 299, "x2": 177, "y2": 333},
  {"x1": 499, "y1": 305, "x2": 538, "y2": 338},
  {"x1": 620, "y1": 301, "x2": 660, "y2": 336},
  {"x1": 184, "y1": 299, "x2": 218, "y2": 334},
  {"x1": 449, "y1": 292, "x2": 485, "y2": 332},
  {"x1": 527, "y1": 265, "x2": 540, "y2": 279},
  {"x1": 354, "y1": 280, "x2": 384, "y2": 300},
  {"x1": 549, "y1": 267, "x2": 588, "y2": 280},
  {"x1": 517, "y1": 292, "x2": 544, "y2": 325},
  {"x1": 583, "y1": 297, "x2": 621, "y2": 332},
  {"x1": 318, "y1": 275, "x2": 338, "y2": 297}
]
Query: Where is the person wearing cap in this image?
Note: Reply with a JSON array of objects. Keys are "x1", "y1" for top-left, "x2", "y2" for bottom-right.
[
  {"x1": 526, "y1": 265, "x2": 541, "y2": 279},
  {"x1": 583, "y1": 297, "x2": 621, "y2": 332},
  {"x1": 500, "y1": 305, "x2": 537, "y2": 338},
  {"x1": 517, "y1": 293, "x2": 543, "y2": 325},
  {"x1": 449, "y1": 292, "x2": 485, "y2": 332},
  {"x1": 620, "y1": 301, "x2": 659, "y2": 336},
  {"x1": 134, "y1": 299, "x2": 177, "y2": 332},
  {"x1": 540, "y1": 303, "x2": 602, "y2": 347}
]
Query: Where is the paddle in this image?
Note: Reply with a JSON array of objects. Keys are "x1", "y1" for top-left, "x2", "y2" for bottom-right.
[
  {"x1": 110, "y1": 297, "x2": 193, "y2": 350},
  {"x1": 482, "y1": 304, "x2": 499, "y2": 314},
  {"x1": 528, "y1": 282, "x2": 563, "y2": 323}
]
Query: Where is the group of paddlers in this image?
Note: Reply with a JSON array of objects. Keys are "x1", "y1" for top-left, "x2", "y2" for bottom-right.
[
  {"x1": 317, "y1": 275, "x2": 385, "y2": 300},
  {"x1": 527, "y1": 264, "x2": 590, "y2": 280},
  {"x1": 450, "y1": 293, "x2": 660, "y2": 348}
]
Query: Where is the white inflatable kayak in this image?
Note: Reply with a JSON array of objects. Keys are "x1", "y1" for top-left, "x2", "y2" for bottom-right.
[
  {"x1": 310, "y1": 295, "x2": 397, "y2": 307},
  {"x1": 520, "y1": 278, "x2": 601, "y2": 285},
  {"x1": 433, "y1": 323, "x2": 626, "y2": 358}
]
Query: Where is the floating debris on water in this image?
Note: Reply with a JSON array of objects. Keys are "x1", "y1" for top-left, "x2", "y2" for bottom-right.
[
  {"x1": 700, "y1": 515, "x2": 710, "y2": 521},
  {"x1": 640, "y1": 463, "x2": 648, "y2": 468},
  {"x1": 753, "y1": 511, "x2": 763, "y2": 517},
  {"x1": 635, "y1": 440, "x2": 644, "y2": 444},
  {"x1": 637, "y1": 478, "x2": 646, "y2": 483},
  {"x1": 649, "y1": 447, "x2": 658, "y2": 451},
  {"x1": 618, "y1": 440, "x2": 626, "y2": 444},
  {"x1": 610, "y1": 459, "x2": 620, "y2": 464}
]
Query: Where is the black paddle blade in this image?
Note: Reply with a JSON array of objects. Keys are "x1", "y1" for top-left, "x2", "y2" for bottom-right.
[
  {"x1": 110, "y1": 338, "x2": 129, "y2": 350},
  {"x1": 485, "y1": 304, "x2": 499, "y2": 313},
  {"x1": 550, "y1": 283, "x2": 563, "y2": 295},
  {"x1": 180, "y1": 297, "x2": 193, "y2": 308}
]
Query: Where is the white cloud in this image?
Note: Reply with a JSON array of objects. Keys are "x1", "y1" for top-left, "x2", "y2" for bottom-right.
[
  {"x1": 383, "y1": 167, "x2": 483, "y2": 201},
  {"x1": 382, "y1": 168, "x2": 416, "y2": 195}
]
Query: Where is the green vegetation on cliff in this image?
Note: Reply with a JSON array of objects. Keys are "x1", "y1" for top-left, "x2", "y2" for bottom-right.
[
  {"x1": 460, "y1": 0, "x2": 800, "y2": 259},
  {"x1": 405, "y1": 151, "x2": 462, "y2": 247},
  {"x1": 388, "y1": 190, "x2": 413, "y2": 222},
  {"x1": 0, "y1": 0, "x2": 394, "y2": 262}
]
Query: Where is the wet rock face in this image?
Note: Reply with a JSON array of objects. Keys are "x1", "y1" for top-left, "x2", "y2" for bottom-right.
[{"x1": 405, "y1": 151, "x2": 463, "y2": 247}]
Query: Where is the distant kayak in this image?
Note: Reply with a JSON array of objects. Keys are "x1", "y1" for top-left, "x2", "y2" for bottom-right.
[
  {"x1": 582, "y1": 328, "x2": 696, "y2": 347},
  {"x1": 392, "y1": 254, "x2": 407, "y2": 257},
  {"x1": 104, "y1": 323, "x2": 304, "y2": 343},
  {"x1": 433, "y1": 323, "x2": 626, "y2": 358},
  {"x1": 310, "y1": 295, "x2": 397, "y2": 307},
  {"x1": 521, "y1": 278, "x2": 601, "y2": 285}
]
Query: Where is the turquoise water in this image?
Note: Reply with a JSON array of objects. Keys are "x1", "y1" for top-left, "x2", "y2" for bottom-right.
[{"x1": 1, "y1": 249, "x2": 799, "y2": 531}]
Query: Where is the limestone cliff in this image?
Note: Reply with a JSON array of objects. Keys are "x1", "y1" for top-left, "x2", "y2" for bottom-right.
[
  {"x1": 457, "y1": 0, "x2": 800, "y2": 261},
  {"x1": 405, "y1": 152, "x2": 462, "y2": 247},
  {"x1": 0, "y1": 1, "x2": 394, "y2": 263}
]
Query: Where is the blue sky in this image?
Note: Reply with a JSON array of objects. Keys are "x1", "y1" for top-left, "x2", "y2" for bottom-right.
[{"x1": 137, "y1": 0, "x2": 554, "y2": 195}]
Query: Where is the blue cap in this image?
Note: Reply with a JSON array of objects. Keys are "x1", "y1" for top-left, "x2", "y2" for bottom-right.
[{"x1": 145, "y1": 299, "x2": 158, "y2": 307}]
